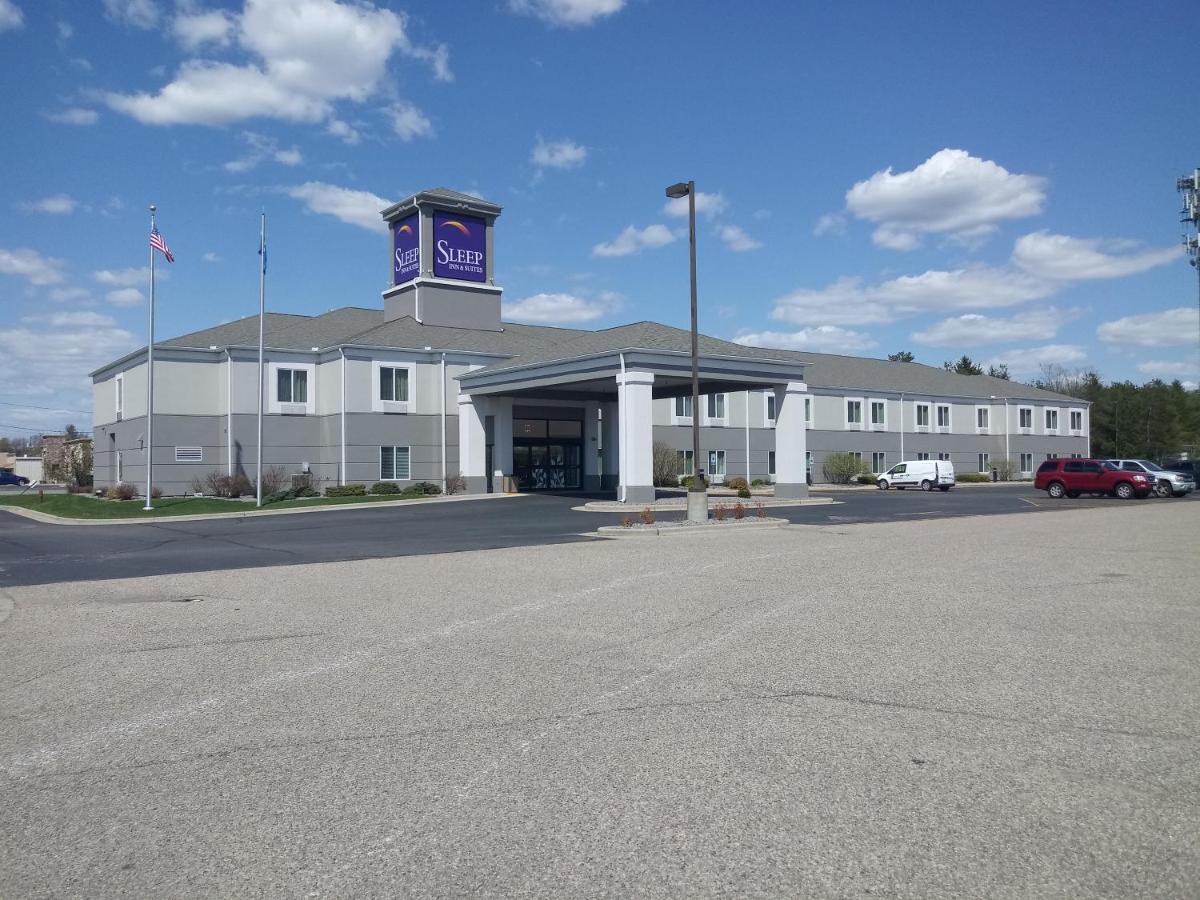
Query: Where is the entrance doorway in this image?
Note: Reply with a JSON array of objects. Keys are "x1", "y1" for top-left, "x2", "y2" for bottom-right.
[{"x1": 513, "y1": 417, "x2": 583, "y2": 490}]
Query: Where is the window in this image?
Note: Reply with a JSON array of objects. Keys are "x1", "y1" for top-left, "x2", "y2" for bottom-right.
[
  {"x1": 976, "y1": 406, "x2": 990, "y2": 432},
  {"x1": 848, "y1": 451, "x2": 863, "y2": 462},
  {"x1": 678, "y1": 449, "x2": 694, "y2": 476},
  {"x1": 1045, "y1": 408, "x2": 1059, "y2": 432},
  {"x1": 277, "y1": 368, "x2": 308, "y2": 404},
  {"x1": 708, "y1": 449, "x2": 726, "y2": 478},
  {"x1": 706, "y1": 393, "x2": 726, "y2": 423},
  {"x1": 1070, "y1": 409, "x2": 1083, "y2": 432},
  {"x1": 1070, "y1": 453, "x2": 1083, "y2": 459},
  {"x1": 871, "y1": 452, "x2": 886, "y2": 473},
  {"x1": 1018, "y1": 407, "x2": 1033, "y2": 430},
  {"x1": 116, "y1": 450, "x2": 123, "y2": 482},
  {"x1": 806, "y1": 451, "x2": 813, "y2": 475},
  {"x1": 379, "y1": 366, "x2": 409, "y2": 402},
  {"x1": 915, "y1": 403, "x2": 930, "y2": 429},
  {"x1": 175, "y1": 447, "x2": 202, "y2": 463},
  {"x1": 870, "y1": 400, "x2": 886, "y2": 429},
  {"x1": 1020, "y1": 453, "x2": 1033, "y2": 474},
  {"x1": 768, "y1": 450, "x2": 776, "y2": 477},
  {"x1": 846, "y1": 399, "x2": 863, "y2": 427},
  {"x1": 804, "y1": 396, "x2": 812, "y2": 426},
  {"x1": 917, "y1": 452, "x2": 930, "y2": 461},
  {"x1": 1046, "y1": 452, "x2": 1059, "y2": 460},
  {"x1": 978, "y1": 452, "x2": 990, "y2": 473},
  {"x1": 1037, "y1": 460, "x2": 1058, "y2": 473},
  {"x1": 938, "y1": 452, "x2": 951, "y2": 462},
  {"x1": 936, "y1": 404, "x2": 951, "y2": 430},
  {"x1": 115, "y1": 373, "x2": 124, "y2": 421},
  {"x1": 674, "y1": 395, "x2": 693, "y2": 420},
  {"x1": 379, "y1": 445, "x2": 411, "y2": 481},
  {"x1": 764, "y1": 393, "x2": 776, "y2": 425}
]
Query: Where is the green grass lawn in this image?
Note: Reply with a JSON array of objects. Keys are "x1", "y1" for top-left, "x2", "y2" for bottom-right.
[{"x1": 0, "y1": 492, "x2": 434, "y2": 519}]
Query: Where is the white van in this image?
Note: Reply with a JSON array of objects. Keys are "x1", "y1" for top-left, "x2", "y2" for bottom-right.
[{"x1": 876, "y1": 460, "x2": 955, "y2": 491}]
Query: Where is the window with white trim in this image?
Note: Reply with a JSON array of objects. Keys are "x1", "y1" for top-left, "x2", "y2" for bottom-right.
[
  {"x1": 1018, "y1": 406, "x2": 1033, "y2": 430},
  {"x1": 1069, "y1": 409, "x2": 1083, "y2": 433},
  {"x1": 976, "y1": 406, "x2": 990, "y2": 432},
  {"x1": 768, "y1": 450, "x2": 776, "y2": 478},
  {"x1": 1046, "y1": 452, "x2": 1059, "y2": 460},
  {"x1": 915, "y1": 402, "x2": 930, "y2": 430},
  {"x1": 1020, "y1": 452, "x2": 1033, "y2": 474},
  {"x1": 870, "y1": 400, "x2": 886, "y2": 429},
  {"x1": 175, "y1": 447, "x2": 202, "y2": 462},
  {"x1": 845, "y1": 399, "x2": 863, "y2": 428},
  {"x1": 848, "y1": 451, "x2": 863, "y2": 462},
  {"x1": 916, "y1": 452, "x2": 930, "y2": 461},
  {"x1": 804, "y1": 396, "x2": 812, "y2": 426},
  {"x1": 764, "y1": 392, "x2": 776, "y2": 426},
  {"x1": 871, "y1": 451, "x2": 886, "y2": 473},
  {"x1": 379, "y1": 366, "x2": 409, "y2": 402},
  {"x1": 806, "y1": 451, "x2": 813, "y2": 475},
  {"x1": 706, "y1": 393, "x2": 726, "y2": 424},
  {"x1": 678, "y1": 449, "x2": 694, "y2": 476},
  {"x1": 379, "y1": 445, "x2": 411, "y2": 481},
  {"x1": 674, "y1": 395, "x2": 693, "y2": 421},
  {"x1": 938, "y1": 452, "x2": 951, "y2": 461},
  {"x1": 1045, "y1": 408, "x2": 1059, "y2": 433},
  {"x1": 115, "y1": 373, "x2": 124, "y2": 421},
  {"x1": 277, "y1": 368, "x2": 308, "y2": 404},
  {"x1": 116, "y1": 450, "x2": 123, "y2": 482},
  {"x1": 708, "y1": 449, "x2": 726, "y2": 478},
  {"x1": 936, "y1": 404, "x2": 951, "y2": 431},
  {"x1": 978, "y1": 452, "x2": 990, "y2": 473}
]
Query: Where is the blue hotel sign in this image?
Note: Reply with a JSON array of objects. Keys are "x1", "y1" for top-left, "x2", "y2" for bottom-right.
[{"x1": 392, "y1": 214, "x2": 419, "y2": 285}]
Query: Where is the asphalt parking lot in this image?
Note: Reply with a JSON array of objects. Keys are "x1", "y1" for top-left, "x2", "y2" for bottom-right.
[
  {"x1": 1, "y1": 483, "x2": 1195, "y2": 587},
  {"x1": 1, "y1": 501, "x2": 1196, "y2": 897}
]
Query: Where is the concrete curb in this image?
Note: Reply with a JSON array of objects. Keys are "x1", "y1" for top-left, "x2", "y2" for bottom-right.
[
  {"x1": 576, "y1": 497, "x2": 837, "y2": 513},
  {"x1": 0, "y1": 491, "x2": 526, "y2": 526},
  {"x1": 596, "y1": 517, "x2": 790, "y2": 538}
]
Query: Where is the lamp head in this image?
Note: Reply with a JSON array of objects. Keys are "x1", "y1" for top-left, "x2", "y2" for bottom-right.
[{"x1": 664, "y1": 182, "x2": 690, "y2": 199}]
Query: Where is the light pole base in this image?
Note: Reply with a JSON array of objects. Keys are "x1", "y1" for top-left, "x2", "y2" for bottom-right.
[{"x1": 686, "y1": 488, "x2": 709, "y2": 523}]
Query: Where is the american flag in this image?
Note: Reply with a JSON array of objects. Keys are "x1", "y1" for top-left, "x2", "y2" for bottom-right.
[{"x1": 149, "y1": 227, "x2": 175, "y2": 263}]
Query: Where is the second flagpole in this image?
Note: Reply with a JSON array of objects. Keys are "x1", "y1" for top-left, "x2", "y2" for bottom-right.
[
  {"x1": 255, "y1": 212, "x2": 266, "y2": 507},
  {"x1": 144, "y1": 205, "x2": 156, "y2": 510}
]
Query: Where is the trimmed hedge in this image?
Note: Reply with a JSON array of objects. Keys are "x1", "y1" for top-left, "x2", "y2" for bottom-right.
[
  {"x1": 956, "y1": 473, "x2": 991, "y2": 483},
  {"x1": 325, "y1": 484, "x2": 367, "y2": 497},
  {"x1": 369, "y1": 481, "x2": 402, "y2": 495}
]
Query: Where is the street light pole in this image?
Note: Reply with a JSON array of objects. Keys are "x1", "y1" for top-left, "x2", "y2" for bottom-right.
[{"x1": 666, "y1": 180, "x2": 706, "y2": 522}]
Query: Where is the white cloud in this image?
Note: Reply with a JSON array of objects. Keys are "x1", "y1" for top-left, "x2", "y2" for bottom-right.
[
  {"x1": 813, "y1": 212, "x2": 845, "y2": 236},
  {"x1": 0, "y1": 248, "x2": 66, "y2": 285},
  {"x1": 20, "y1": 194, "x2": 77, "y2": 215},
  {"x1": 1096, "y1": 307, "x2": 1200, "y2": 348},
  {"x1": 1136, "y1": 360, "x2": 1198, "y2": 381},
  {"x1": 48, "y1": 287, "x2": 93, "y2": 304},
  {"x1": 102, "y1": 0, "x2": 160, "y2": 29},
  {"x1": 508, "y1": 0, "x2": 625, "y2": 27},
  {"x1": 0, "y1": 0, "x2": 24, "y2": 32},
  {"x1": 284, "y1": 181, "x2": 391, "y2": 232},
  {"x1": 531, "y1": 137, "x2": 587, "y2": 170},
  {"x1": 107, "y1": 288, "x2": 145, "y2": 307},
  {"x1": 388, "y1": 101, "x2": 433, "y2": 141},
  {"x1": 663, "y1": 191, "x2": 726, "y2": 220},
  {"x1": 45, "y1": 107, "x2": 99, "y2": 125},
  {"x1": 202, "y1": 251, "x2": 220, "y2": 263},
  {"x1": 274, "y1": 146, "x2": 302, "y2": 166},
  {"x1": 502, "y1": 291, "x2": 622, "y2": 324},
  {"x1": 981, "y1": 344, "x2": 1086, "y2": 376},
  {"x1": 48, "y1": 311, "x2": 116, "y2": 328},
  {"x1": 172, "y1": 8, "x2": 234, "y2": 50},
  {"x1": 911, "y1": 307, "x2": 1076, "y2": 347},
  {"x1": 406, "y1": 42, "x2": 453, "y2": 82},
  {"x1": 734, "y1": 326, "x2": 878, "y2": 355},
  {"x1": 94, "y1": 267, "x2": 153, "y2": 287},
  {"x1": 845, "y1": 149, "x2": 1046, "y2": 250},
  {"x1": 325, "y1": 118, "x2": 360, "y2": 144},
  {"x1": 718, "y1": 224, "x2": 761, "y2": 252},
  {"x1": 592, "y1": 224, "x2": 676, "y2": 257},
  {"x1": 223, "y1": 131, "x2": 303, "y2": 172},
  {"x1": 1012, "y1": 231, "x2": 1181, "y2": 281}
]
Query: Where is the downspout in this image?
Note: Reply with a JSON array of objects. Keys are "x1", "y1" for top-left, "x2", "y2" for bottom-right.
[
  {"x1": 1004, "y1": 398, "x2": 1010, "y2": 467},
  {"x1": 744, "y1": 391, "x2": 751, "y2": 481},
  {"x1": 899, "y1": 391, "x2": 905, "y2": 462},
  {"x1": 339, "y1": 347, "x2": 347, "y2": 485},
  {"x1": 226, "y1": 349, "x2": 233, "y2": 476},
  {"x1": 618, "y1": 352, "x2": 627, "y2": 503},
  {"x1": 440, "y1": 352, "x2": 447, "y2": 488}
]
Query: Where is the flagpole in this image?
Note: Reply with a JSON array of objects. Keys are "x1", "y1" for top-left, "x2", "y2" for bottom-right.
[
  {"x1": 255, "y1": 211, "x2": 266, "y2": 507},
  {"x1": 144, "y1": 204, "x2": 157, "y2": 510}
]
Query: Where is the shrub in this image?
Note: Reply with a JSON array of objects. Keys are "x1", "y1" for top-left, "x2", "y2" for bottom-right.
[
  {"x1": 652, "y1": 441, "x2": 682, "y2": 487},
  {"x1": 755, "y1": 501, "x2": 767, "y2": 519},
  {"x1": 957, "y1": 472, "x2": 990, "y2": 483},
  {"x1": 857, "y1": 473, "x2": 878, "y2": 486},
  {"x1": 202, "y1": 470, "x2": 254, "y2": 498},
  {"x1": 412, "y1": 481, "x2": 442, "y2": 495},
  {"x1": 259, "y1": 466, "x2": 289, "y2": 497},
  {"x1": 151, "y1": 486, "x2": 163, "y2": 499},
  {"x1": 725, "y1": 476, "x2": 749, "y2": 492},
  {"x1": 750, "y1": 478, "x2": 766, "y2": 487},
  {"x1": 444, "y1": 472, "x2": 466, "y2": 495},
  {"x1": 106, "y1": 482, "x2": 137, "y2": 501},
  {"x1": 369, "y1": 481, "x2": 402, "y2": 495},
  {"x1": 713, "y1": 503, "x2": 728, "y2": 522},
  {"x1": 639, "y1": 506, "x2": 655, "y2": 525},
  {"x1": 679, "y1": 475, "x2": 694, "y2": 489},
  {"x1": 733, "y1": 502, "x2": 745, "y2": 520},
  {"x1": 823, "y1": 452, "x2": 869, "y2": 484},
  {"x1": 622, "y1": 515, "x2": 633, "y2": 528},
  {"x1": 991, "y1": 458, "x2": 1017, "y2": 481},
  {"x1": 737, "y1": 486, "x2": 752, "y2": 499},
  {"x1": 325, "y1": 483, "x2": 367, "y2": 497}
]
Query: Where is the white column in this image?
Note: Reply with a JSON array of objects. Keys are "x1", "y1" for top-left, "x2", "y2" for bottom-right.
[
  {"x1": 618, "y1": 370, "x2": 655, "y2": 504},
  {"x1": 584, "y1": 400, "x2": 601, "y2": 491},
  {"x1": 774, "y1": 381, "x2": 809, "y2": 499},
  {"x1": 601, "y1": 401, "x2": 620, "y2": 492},
  {"x1": 492, "y1": 396, "x2": 513, "y2": 483},
  {"x1": 457, "y1": 393, "x2": 487, "y2": 493}
]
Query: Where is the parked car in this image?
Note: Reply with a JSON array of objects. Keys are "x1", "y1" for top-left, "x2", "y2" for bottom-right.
[
  {"x1": 0, "y1": 469, "x2": 31, "y2": 487},
  {"x1": 1161, "y1": 458, "x2": 1200, "y2": 482},
  {"x1": 1106, "y1": 459, "x2": 1196, "y2": 498},
  {"x1": 876, "y1": 460, "x2": 955, "y2": 492},
  {"x1": 1034, "y1": 458, "x2": 1151, "y2": 499}
]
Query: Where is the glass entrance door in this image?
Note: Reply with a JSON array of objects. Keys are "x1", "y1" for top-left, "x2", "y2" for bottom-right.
[{"x1": 512, "y1": 417, "x2": 583, "y2": 490}]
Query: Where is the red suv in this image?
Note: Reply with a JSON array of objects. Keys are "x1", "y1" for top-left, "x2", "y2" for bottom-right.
[{"x1": 1034, "y1": 458, "x2": 1151, "y2": 499}]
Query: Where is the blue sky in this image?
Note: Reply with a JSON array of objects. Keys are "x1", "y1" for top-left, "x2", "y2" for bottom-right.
[{"x1": 1, "y1": 0, "x2": 1197, "y2": 436}]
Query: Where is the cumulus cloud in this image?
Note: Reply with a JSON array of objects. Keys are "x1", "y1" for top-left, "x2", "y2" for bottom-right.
[
  {"x1": 20, "y1": 194, "x2": 77, "y2": 215},
  {"x1": 592, "y1": 224, "x2": 675, "y2": 257},
  {"x1": 845, "y1": 149, "x2": 1046, "y2": 250},
  {"x1": 663, "y1": 191, "x2": 726, "y2": 220},
  {"x1": 502, "y1": 291, "x2": 622, "y2": 324},
  {"x1": 284, "y1": 181, "x2": 392, "y2": 232},
  {"x1": 813, "y1": 212, "x2": 846, "y2": 236},
  {"x1": 734, "y1": 326, "x2": 878, "y2": 355},
  {"x1": 531, "y1": 136, "x2": 587, "y2": 170},
  {"x1": 224, "y1": 131, "x2": 303, "y2": 172},
  {"x1": 911, "y1": 307, "x2": 1077, "y2": 347},
  {"x1": 102, "y1": 0, "x2": 160, "y2": 29},
  {"x1": 172, "y1": 7, "x2": 235, "y2": 49},
  {"x1": 0, "y1": 248, "x2": 66, "y2": 285},
  {"x1": 718, "y1": 224, "x2": 761, "y2": 252},
  {"x1": 388, "y1": 101, "x2": 433, "y2": 141},
  {"x1": 508, "y1": 0, "x2": 625, "y2": 27},
  {"x1": 45, "y1": 107, "x2": 99, "y2": 125},
  {"x1": 1096, "y1": 307, "x2": 1200, "y2": 348},
  {"x1": 1012, "y1": 231, "x2": 1181, "y2": 281},
  {"x1": 94, "y1": 266, "x2": 155, "y2": 287},
  {"x1": 48, "y1": 287, "x2": 93, "y2": 304},
  {"x1": 107, "y1": 288, "x2": 145, "y2": 307},
  {"x1": 0, "y1": 0, "x2": 24, "y2": 32},
  {"x1": 48, "y1": 311, "x2": 117, "y2": 328},
  {"x1": 981, "y1": 344, "x2": 1086, "y2": 376}
]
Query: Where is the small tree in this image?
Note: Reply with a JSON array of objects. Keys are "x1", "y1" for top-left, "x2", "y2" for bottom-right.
[
  {"x1": 888, "y1": 350, "x2": 915, "y2": 362},
  {"x1": 823, "y1": 452, "x2": 869, "y2": 484},
  {"x1": 943, "y1": 355, "x2": 983, "y2": 376},
  {"x1": 652, "y1": 440, "x2": 682, "y2": 487},
  {"x1": 987, "y1": 363, "x2": 1010, "y2": 380},
  {"x1": 992, "y1": 457, "x2": 1017, "y2": 481}
]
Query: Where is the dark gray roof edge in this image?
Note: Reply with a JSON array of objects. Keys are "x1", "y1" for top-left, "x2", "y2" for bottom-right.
[
  {"x1": 381, "y1": 188, "x2": 502, "y2": 222},
  {"x1": 460, "y1": 346, "x2": 810, "y2": 381}
]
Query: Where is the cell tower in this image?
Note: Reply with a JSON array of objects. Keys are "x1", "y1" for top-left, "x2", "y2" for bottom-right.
[{"x1": 1178, "y1": 169, "x2": 1200, "y2": 359}]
